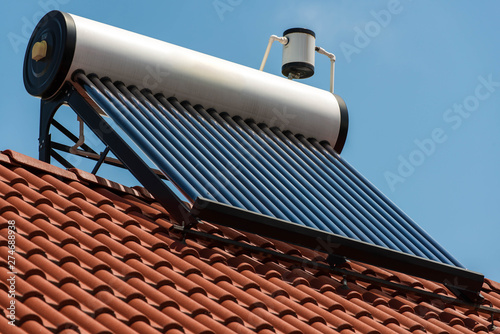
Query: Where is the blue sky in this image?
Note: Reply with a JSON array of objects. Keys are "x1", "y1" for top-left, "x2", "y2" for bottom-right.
[{"x1": 2, "y1": 1, "x2": 499, "y2": 282}]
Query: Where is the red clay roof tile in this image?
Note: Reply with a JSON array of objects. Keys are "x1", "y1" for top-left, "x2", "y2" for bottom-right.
[
  {"x1": 42, "y1": 176, "x2": 87, "y2": 200},
  {"x1": 95, "y1": 312, "x2": 142, "y2": 334},
  {"x1": 0, "y1": 316, "x2": 27, "y2": 334},
  {"x1": 23, "y1": 297, "x2": 77, "y2": 332},
  {"x1": 9, "y1": 167, "x2": 56, "y2": 193},
  {"x1": 190, "y1": 293, "x2": 241, "y2": 325},
  {"x1": 226, "y1": 321, "x2": 258, "y2": 334},
  {"x1": 126, "y1": 277, "x2": 178, "y2": 308},
  {"x1": 0, "y1": 152, "x2": 11, "y2": 164},
  {"x1": 29, "y1": 235, "x2": 78, "y2": 264},
  {"x1": 99, "y1": 203, "x2": 139, "y2": 226},
  {"x1": 60, "y1": 304, "x2": 113, "y2": 334},
  {"x1": 0, "y1": 164, "x2": 29, "y2": 185},
  {"x1": 153, "y1": 247, "x2": 199, "y2": 275},
  {"x1": 0, "y1": 180, "x2": 22, "y2": 198},
  {"x1": 122, "y1": 194, "x2": 167, "y2": 219},
  {"x1": 0, "y1": 289, "x2": 28, "y2": 316},
  {"x1": 6, "y1": 213, "x2": 47, "y2": 240},
  {"x1": 62, "y1": 242, "x2": 110, "y2": 272},
  {"x1": 20, "y1": 320, "x2": 54, "y2": 334},
  {"x1": 13, "y1": 183, "x2": 53, "y2": 207},
  {"x1": 158, "y1": 284, "x2": 208, "y2": 315},
  {"x1": 246, "y1": 288, "x2": 296, "y2": 317},
  {"x1": 2, "y1": 152, "x2": 500, "y2": 333},
  {"x1": 127, "y1": 298, "x2": 183, "y2": 332},
  {"x1": 302, "y1": 301, "x2": 354, "y2": 331},
  {"x1": 94, "y1": 188, "x2": 142, "y2": 213},
  {"x1": 184, "y1": 254, "x2": 231, "y2": 283},
  {"x1": 7, "y1": 196, "x2": 46, "y2": 221},
  {"x1": 37, "y1": 203, "x2": 77, "y2": 227},
  {"x1": 0, "y1": 197, "x2": 18, "y2": 215},
  {"x1": 248, "y1": 307, "x2": 298, "y2": 334},
  {"x1": 485, "y1": 279, "x2": 500, "y2": 293},
  {"x1": 61, "y1": 282, "x2": 114, "y2": 316},
  {"x1": 222, "y1": 299, "x2": 273, "y2": 331},
  {"x1": 188, "y1": 274, "x2": 235, "y2": 302}
]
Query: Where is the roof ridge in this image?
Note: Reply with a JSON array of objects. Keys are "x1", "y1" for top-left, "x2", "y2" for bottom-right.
[
  {"x1": 68, "y1": 167, "x2": 153, "y2": 200},
  {"x1": 1, "y1": 149, "x2": 152, "y2": 201},
  {"x1": 2, "y1": 149, "x2": 78, "y2": 180}
]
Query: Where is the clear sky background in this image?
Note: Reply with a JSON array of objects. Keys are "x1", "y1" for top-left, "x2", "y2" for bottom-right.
[{"x1": 2, "y1": 1, "x2": 499, "y2": 282}]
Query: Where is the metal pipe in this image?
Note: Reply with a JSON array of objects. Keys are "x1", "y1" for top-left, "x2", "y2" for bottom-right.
[
  {"x1": 315, "y1": 46, "x2": 336, "y2": 93},
  {"x1": 259, "y1": 35, "x2": 288, "y2": 71},
  {"x1": 69, "y1": 116, "x2": 85, "y2": 154}
]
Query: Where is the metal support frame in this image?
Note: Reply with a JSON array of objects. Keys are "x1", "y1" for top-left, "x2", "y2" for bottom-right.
[
  {"x1": 39, "y1": 87, "x2": 166, "y2": 178},
  {"x1": 191, "y1": 197, "x2": 485, "y2": 302},
  {"x1": 37, "y1": 80, "x2": 484, "y2": 303},
  {"x1": 38, "y1": 83, "x2": 194, "y2": 226}
]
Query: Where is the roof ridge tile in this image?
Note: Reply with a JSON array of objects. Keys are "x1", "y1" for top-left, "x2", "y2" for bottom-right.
[
  {"x1": 0, "y1": 152, "x2": 12, "y2": 164},
  {"x1": 131, "y1": 185, "x2": 155, "y2": 200},
  {"x1": 3, "y1": 150, "x2": 78, "y2": 181},
  {"x1": 70, "y1": 168, "x2": 145, "y2": 198}
]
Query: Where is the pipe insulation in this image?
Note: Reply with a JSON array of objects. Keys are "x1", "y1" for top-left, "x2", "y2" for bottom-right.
[{"x1": 24, "y1": 11, "x2": 348, "y2": 150}]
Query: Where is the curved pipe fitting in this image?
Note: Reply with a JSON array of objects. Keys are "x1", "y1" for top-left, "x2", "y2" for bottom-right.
[
  {"x1": 259, "y1": 35, "x2": 288, "y2": 71},
  {"x1": 69, "y1": 116, "x2": 85, "y2": 154}
]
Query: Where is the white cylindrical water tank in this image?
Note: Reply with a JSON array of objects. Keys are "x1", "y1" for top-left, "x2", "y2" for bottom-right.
[
  {"x1": 281, "y1": 28, "x2": 316, "y2": 79},
  {"x1": 23, "y1": 11, "x2": 348, "y2": 152}
]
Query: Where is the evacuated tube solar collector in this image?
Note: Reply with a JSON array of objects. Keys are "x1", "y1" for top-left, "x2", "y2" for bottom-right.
[
  {"x1": 23, "y1": 11, "x2": 486, "y2": 298},
  {"x1": 23, "y1": 11, "x2": 348, "y2": 152}
]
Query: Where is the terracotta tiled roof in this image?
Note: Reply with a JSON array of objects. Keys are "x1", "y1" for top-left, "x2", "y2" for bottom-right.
[{"x1": 1, "y1": 149, "x2": 499, "y2": 334}]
